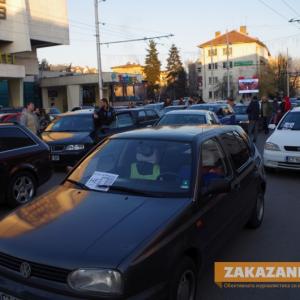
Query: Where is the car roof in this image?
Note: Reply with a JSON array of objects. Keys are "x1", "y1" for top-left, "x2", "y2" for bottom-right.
[
  {"x1": 164, "y1": 109, "x2": 209, "y2": 116},
  {"x1": 112, "y1": 125, "x2": 241, "y2": 142}
]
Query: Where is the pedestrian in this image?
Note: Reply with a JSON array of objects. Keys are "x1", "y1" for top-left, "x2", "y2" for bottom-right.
[
  {"x1": 93, "y1": 98, "x2": 115, "y2": 132},
  {"x1": 178, "y1": 97, "x2": 185, "y2": 105},
  {"x1": 163, "y1": 98, "x2": 172, "y2": 108},
  {"x1": 20, "y1": 102, "x2": 39, "y2": 135},
  {"x1": 197, "y1": 97, "x2": 205, "y2": 104},
  {"x1": 227, "y1": 98, "x2": 236, "y2": 109},
  {"x1": 128, "y1": 101, "x2": 135, "y2": 109},
  {"x1": 261, "y1": 96, "x2": 272, "y2": 134},
  {"x1": 284, "y1": 96, "x2": 291, "y2": 113},
  {"x1": 271, "y1": 97, "x2": 280, "y2": 124},
  {"x1": 246, "y1": 96, "x2": 260, "y2": 143}
]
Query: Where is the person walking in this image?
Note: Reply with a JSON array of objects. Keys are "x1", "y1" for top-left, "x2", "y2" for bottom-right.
[
  {"x1": 284, "y1": 96, "x2": 291, "y2": 113},
  {"x1": 271, "y1": 97, "x2": 280, "y2": 124},
  {"x1": 20, "y1": 102, "x2": 39, "y2": 135},
  {"x1": 261, "y1": 96, "x2": 273, "y2": 134},
  {"x1": 93, "y1": 98, "x2": 115, "y2": 131},
  {"x1": 246, "y1": 96, "x2": 260, "y2": 143}
]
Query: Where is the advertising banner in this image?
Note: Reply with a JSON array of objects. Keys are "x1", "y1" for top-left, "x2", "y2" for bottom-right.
[{"x1": 238, "y1": 78, "x2": 259, "y2": 94}]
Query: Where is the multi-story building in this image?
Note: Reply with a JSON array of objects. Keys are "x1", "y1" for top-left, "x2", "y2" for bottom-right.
[
  {"x1": 0, "y1": 0, "x2": 69, "y2": 108},
  {"x1": 188, "y1": 61, "x2": 202, "y2": 97},
  {"x1": 198, "y1": 26, "x2": 270, "y2": 101}
]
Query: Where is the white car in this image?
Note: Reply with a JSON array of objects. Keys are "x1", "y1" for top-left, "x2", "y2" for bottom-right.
[{"x1": 264, "y1": 107, "x2": 300, "y2": 171}]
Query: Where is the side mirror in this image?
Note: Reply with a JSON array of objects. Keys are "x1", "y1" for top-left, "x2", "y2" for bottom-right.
[
  {"x1": 202, "y1": 178, "x2": 230, "y2": 196},
  {"x1": 268, "y1": 124, "x2": 276, "y2": 130}
]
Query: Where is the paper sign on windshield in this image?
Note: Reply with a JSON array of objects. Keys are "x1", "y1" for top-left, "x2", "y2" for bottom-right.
[
  {"x1": 283, "y1": 122, "x2": 295, "y2": 130},
  {"x1": 86, "y1": 172, "x2": 119, "y2": 192}
]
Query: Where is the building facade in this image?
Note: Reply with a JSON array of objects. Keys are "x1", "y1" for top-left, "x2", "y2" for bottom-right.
[
  {"x1": 188, "y1": 61, "x2": 202, "y2": 97},
  {"x1": 0, "y1": 0, "x2": 69, "y2": 108},
  {"x1": 198, "y1": 26, "x2": 270, "y2": 101},
  {"x1": 111, "y1": 63, "x2": 168, "y2": 87}
]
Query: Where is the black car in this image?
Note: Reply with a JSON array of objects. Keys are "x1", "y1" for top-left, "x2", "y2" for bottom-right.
[
  {"x1": 233, "y1": 104, "x2": 249, "y2": 131},
  {"x1": 41, "y1": 108, "x2": 160, "y2": 166},
  {"x1": 0, "y1": 125, "x2": 266, "y2": 300},
  {"x1": 0, "y1": 123, "x2": 52, "y2": 207}
]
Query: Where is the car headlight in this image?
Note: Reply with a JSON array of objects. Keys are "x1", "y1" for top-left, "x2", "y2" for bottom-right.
[
  {"x1": 68, "y1": 269, "x2": 122, "y2": 294},
  {"x1": 264, "y1": 142, "x2": 280, "y2": 151},
  {"x1": 65, "y1": 144, "x2": 85, "y2": 151}
]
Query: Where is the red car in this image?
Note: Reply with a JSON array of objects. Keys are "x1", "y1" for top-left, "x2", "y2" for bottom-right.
[{"x1": 0, "y1": 112, "x2": 22, "y2": 123}]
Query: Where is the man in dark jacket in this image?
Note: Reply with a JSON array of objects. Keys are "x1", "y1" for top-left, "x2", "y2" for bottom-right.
[
  {"x1": 93, "y1": 98, "x2": 115, "y2": 130},
  {"x1": 246, "y1": 96, "x2": 260, "y2": 143}
]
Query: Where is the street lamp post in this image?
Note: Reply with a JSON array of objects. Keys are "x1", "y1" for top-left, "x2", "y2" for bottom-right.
[{"x1": 94, "y1": 0, "x2": 104, "y2": 101}]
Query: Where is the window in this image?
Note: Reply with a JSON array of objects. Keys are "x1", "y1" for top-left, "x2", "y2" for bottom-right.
[
  {"x1": 209, "y1": 77, "x2": 218, "y2": 85},
  {"x1": 0, "y1": 127, "x2": 36, "y2": 152},
  {"x1": 223, "y1": 47, "x2": 232, "y2": 56},
  {"x1": 209, "y1": 91, "x2": 213, "y2": 99},
  {"x1": 113, "y1": 113, "x2": 134, "y2": 128},
  {"x1": 138, "y1": 111, "x2": 146, "y2": 122},
  {"x1": 214, "y1": 63, "x2": 218, "y2": 70},
  {"x1": 221, "y1": 131, "x2": 250, "y2": 170},
  {"x1": 208, "y1": 49, "x2": 217, "y2": 56},
  {"x1": 214, "y1": 91, "x2": 219, "y2": 98},
  {"x1": 208, "y1": 63, "x2": 212, "y2": 70},
  {"x1": 145, "y1": 110, "x2": 158, "y2": 120},
  {"x1": 223, "y1": 61, "x2": 233, "y2": 69},
  {"x1": 201, "y1": 139, "x2": 227, "y2": 186}
]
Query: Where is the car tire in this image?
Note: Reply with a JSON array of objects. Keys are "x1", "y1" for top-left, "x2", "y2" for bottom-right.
[
  {"x1": 8, "y1": 171, "x2": 37, "y2": 207},
  {"x1": 246, "y1": 191, "x2": 264, "y2": 229},
  {"x1": 169, "y1": 257, "x2": 197, "y2": 300}
]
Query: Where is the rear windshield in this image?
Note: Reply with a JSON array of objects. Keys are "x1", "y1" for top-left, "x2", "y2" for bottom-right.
[
  {"x1": 158, "y1": 114, "x2": 206, "y2": 125},
  {"x1": 45, "y1": 114, "x2": 94, "y2": 132}
]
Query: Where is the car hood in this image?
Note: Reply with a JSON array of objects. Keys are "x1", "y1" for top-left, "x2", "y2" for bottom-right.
[
  {"x1": 268, "y1": 129, "x2": 300, "y2": 148},
  {"x1": 41, "y1": 131, "x2": 93, "y2": 145},
  {"x1": 0, "y1": 186, "x2": 191, "y2": 270}
]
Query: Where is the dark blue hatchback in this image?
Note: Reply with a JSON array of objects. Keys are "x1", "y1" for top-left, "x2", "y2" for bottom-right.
[{"x1": 191, "y1": 103, "x2": 236, "y2": 125}]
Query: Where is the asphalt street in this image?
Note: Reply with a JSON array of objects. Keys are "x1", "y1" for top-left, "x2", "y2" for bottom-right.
[{"x1": 0, "y1": 133, "x2": 299, "y2": 299}]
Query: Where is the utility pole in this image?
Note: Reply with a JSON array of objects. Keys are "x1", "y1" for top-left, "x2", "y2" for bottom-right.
[
  {"x1": 226, "y1": 30, "x2": 230, "y2": 98},
  {"x1": 94, "y1": 0, "x2": 104, "y2": 101},
  {"x1": 210, "y1": 43, "x2": 214, "y2": 101},
  {"x1": 287, "y1": 48, "x2": 290, "y2": 97}
]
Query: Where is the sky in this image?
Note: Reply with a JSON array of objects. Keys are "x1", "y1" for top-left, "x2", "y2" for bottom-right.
[{"x1": 38, "y1": 0, "x2": 300, "y2": 71}]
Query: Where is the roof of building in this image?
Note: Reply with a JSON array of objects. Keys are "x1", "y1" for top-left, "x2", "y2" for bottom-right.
[
  {"x1": 111, "y1": 63, "x2": 143, "y2": 69},
  {"x1": 198, "y1": 30, "x2": 270, "y2": 55}
]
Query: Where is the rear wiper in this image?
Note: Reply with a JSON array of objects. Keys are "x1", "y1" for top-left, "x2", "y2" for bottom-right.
[{"x1": 66, "y1": 179, "x2": 90, "y2": 190}]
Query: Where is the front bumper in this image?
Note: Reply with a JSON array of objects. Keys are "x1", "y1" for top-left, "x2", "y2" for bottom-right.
[
  {"x1": 49, "y1": 150, "x2": 90, "y2": 166},
  {"x1": 263, "y1": 150, "x2": 300, "y2": 170},
  {"x1": 0, "y1": 273, "x2": 166, "y2": 300}
]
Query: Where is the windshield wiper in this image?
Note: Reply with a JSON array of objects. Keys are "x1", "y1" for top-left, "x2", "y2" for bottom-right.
[
  {"x1": 66, "y1": 179, "x2": 90, "y2": 190},
  {"x1": 100, "y1": 185, "x2": 158, "y2": 197}
]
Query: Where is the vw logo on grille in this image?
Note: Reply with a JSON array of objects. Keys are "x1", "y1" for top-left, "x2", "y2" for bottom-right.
[{"x1": 20, "y1": 262, "x2": 31, "y2": 279}]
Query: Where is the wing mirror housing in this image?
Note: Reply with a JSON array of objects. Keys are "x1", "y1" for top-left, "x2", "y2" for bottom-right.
[{"x1": 201, "y1": 178, "x2": 231, "y2": 196}]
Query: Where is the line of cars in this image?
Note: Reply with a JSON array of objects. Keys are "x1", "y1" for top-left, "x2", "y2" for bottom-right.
[{"x1": 0, "y1": 102, "x2": 268, "y2": 300}]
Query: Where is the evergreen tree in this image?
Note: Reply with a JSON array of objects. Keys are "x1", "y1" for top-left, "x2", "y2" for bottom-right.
[
  {"x1": 166, "y1": 44, "x2": 187, "y2": 99},
  {"x1": 144, "y1": 40, "x2": 161, "y2": 99}
]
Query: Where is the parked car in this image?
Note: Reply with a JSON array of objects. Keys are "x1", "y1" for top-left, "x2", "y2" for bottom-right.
[
  {"x1": 41, "y1": 108, "x2": 160, "y2": 166},
  {"x1": 233, "y1": 104, "x2": 249, "y2": 131},
  {"x1": 71, "y1": 106, "x2": 95, "y2": 112},
  {"x1": 45, "y1": 107, "x2": 61, "y2": 121},
  {"x1": 161, "y1": 105, "x2": 188, "y2": 116},
  {"x1": 290, "y1": 98, "x2": 300, "y2": 108},
  {"x1": 0, "y1": 123, "x2": 52, "y2": 207},
  {"x1": 0, "y1": 125, "x2": 265, "y2": 300},
  {"x1": 156, "y1": 109, "x2": 220, "y2": 126},
  {"x1": 264, "y1": 107, "x2": 300, "y2": 171},
  {"x1": 0, "y1": 112, "x2": 22, "y2": 123},
  {"x1": 191, "y1": 103, "x2": 236, "y2": 125},
  {"x1": 0, "y1": 107, "x2": 23, "y2": 115}
]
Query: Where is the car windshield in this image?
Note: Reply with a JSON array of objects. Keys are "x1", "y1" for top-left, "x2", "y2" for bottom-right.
[
  {"x1": 158, "y1": 114, "x2": 206, "y2": 126},
  {"x1": 45, "y1": 114, "x2": 94, "y2": 132},
  {"x1": 234, "y1": 106, "x2": 247, "y2": 114},
  {"x1": 68, "y1": 138, "x2": 194, "y2": 197},
  {"x1": 278, "y1": 112, "x2": 300, "y2": 130}
]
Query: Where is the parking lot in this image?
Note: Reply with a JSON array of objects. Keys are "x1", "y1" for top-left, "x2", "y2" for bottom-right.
[{"x1": 1, "y1": 133, "x2": 299, "y2": 299}]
